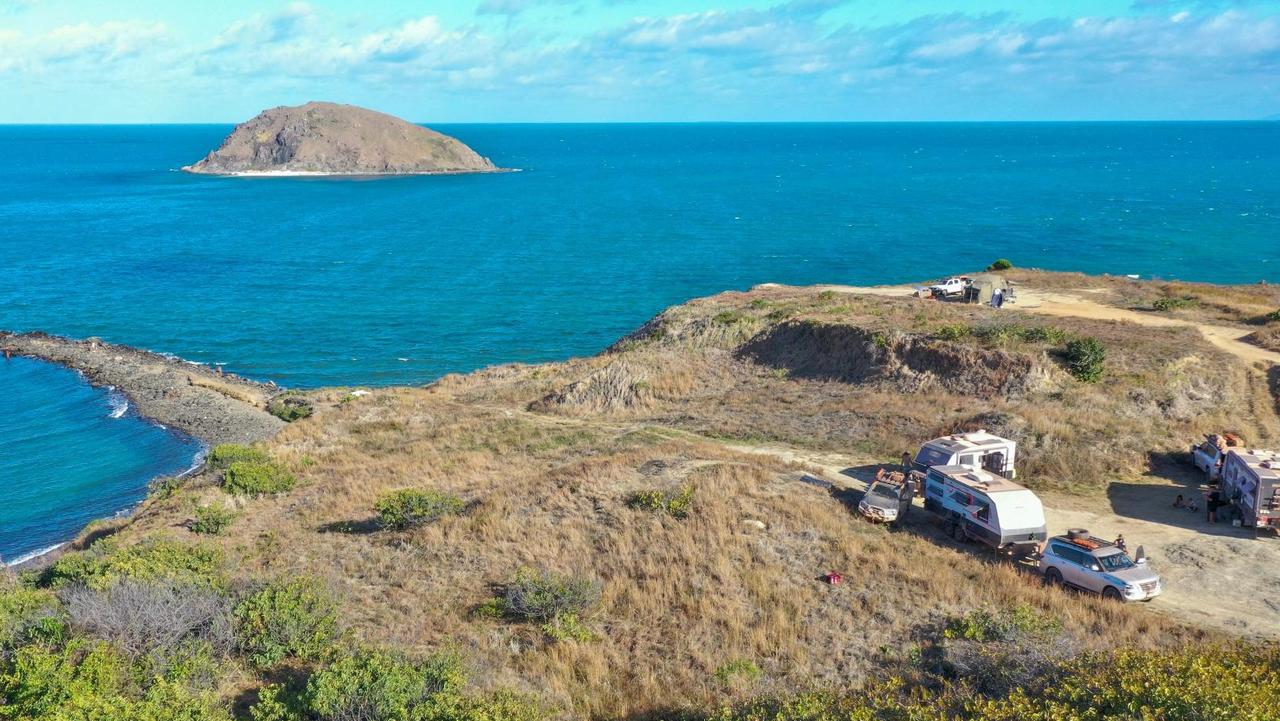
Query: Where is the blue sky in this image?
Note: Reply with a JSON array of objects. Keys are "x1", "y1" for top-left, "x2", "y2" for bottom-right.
[{"x1": 1, "y1": 0, "x2": 1278, "y2": 122}]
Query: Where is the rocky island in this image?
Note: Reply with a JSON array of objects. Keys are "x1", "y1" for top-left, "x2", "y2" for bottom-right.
[{"x1": 183, "y1": 101, "x2": 500, "y2": 176}]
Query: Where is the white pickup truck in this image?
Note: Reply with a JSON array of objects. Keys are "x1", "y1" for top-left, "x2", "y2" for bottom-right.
[
  {"x1": 929, "y1": 277, "x2": 969, "y2": 299},
  {"x1": 1190, "y1": 433, "x2": 1244, "y2": 480}
]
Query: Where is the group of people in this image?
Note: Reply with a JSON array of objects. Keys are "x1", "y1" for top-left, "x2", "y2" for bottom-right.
[{"x1": 1173, "y1": 489, "x2": 1234, "y2": 524}]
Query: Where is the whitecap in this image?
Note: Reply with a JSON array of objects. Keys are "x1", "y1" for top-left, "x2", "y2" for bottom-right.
[
  {"x1": 108, "y1": 388, "x2": 129, "y2": 419},
  {"x1": 4, "y1": 542, "x2": 67, "y2": 567}
]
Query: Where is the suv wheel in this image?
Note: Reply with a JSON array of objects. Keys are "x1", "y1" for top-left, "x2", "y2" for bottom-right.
[
  {"x1": 1102, "y1": 586, "x2": 1124, "y2": 602},
  {"x1": 1043, "y1": 567, "x2": 1063, "y2": 587}
]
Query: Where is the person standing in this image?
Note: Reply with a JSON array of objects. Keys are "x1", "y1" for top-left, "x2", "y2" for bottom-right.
[{"x1": 901, "y1": 451, "x2": 913, "y2": 474}]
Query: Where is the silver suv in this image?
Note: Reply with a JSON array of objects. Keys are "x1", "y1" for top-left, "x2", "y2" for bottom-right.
[{"x1": 1039, "y1": 530, "x2": 1161, "y2": 602}]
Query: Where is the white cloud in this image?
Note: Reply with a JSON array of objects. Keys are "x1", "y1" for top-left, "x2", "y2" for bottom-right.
[
  {"x1": 212, "y1": 2, "x2": 316, "y2": 50},
  {"x1": 38, "y1": 20, "x2": 168, "y2": 62}
]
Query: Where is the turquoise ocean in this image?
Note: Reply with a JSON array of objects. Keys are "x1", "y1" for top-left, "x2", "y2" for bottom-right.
[{"x1": 1, "y1": 122, "x2": 1277, "y2": 562}]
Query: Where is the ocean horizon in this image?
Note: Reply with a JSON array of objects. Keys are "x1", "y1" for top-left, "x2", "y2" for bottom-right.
[{"x1": 2, "y1": 120, "x2": 1277, "y2": 562}]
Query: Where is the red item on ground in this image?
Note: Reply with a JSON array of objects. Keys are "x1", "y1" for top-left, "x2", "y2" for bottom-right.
[{"x1": 825, "y1": 571, "x2": 842, "y2": 585}]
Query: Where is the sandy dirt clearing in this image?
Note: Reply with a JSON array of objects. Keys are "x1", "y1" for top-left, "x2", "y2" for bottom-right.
[
  {"x1": 823, "y1": 282, "x2": 1280, "y2": 367},
  {"x1": 727, "y1": 442, "x2": 1280, "y2": 639}
]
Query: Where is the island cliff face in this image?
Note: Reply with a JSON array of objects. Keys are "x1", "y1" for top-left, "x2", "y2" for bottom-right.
[{"x1": 183, "y1": 101, "x2": 498, "y2": 176}]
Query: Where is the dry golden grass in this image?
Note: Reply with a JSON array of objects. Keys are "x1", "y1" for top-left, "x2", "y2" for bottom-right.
[
  {"x1": 76, "y1": 272, "x2": 1280, "y2": 718},
  {"x1": 187, "y1": 373, "x2": 269, "y2": 408}
]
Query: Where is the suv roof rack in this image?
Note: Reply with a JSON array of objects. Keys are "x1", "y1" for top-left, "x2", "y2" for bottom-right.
[{"x1": 1059, "y1": 532, "x2": 1114, "y2": 551}]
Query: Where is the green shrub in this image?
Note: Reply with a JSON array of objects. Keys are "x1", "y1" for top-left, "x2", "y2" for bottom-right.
[
  {"x1": 304, "y1": 647, "x2": 464, "y2": 721},
  {"x1": 749, "y1": 299, "x2": 770, "y2": 310},
  {"x1": 223, "y1": 461, "x2": 296, "y2": 497},
  {"x1": 1063, "y1": 337, "x2": 1106, "y2": 383},
  {"x1": 44, "y1": 540, "x2": 223, "y2": 591},
  {"x1": 713, "y1": 310, "x2": 748, "y2": 326},
  {"x1": 233, "y1": 579, "x2": 340, "y2": 669},
  {"x1": 374, "y1": 489, "x2": 464, "y2": 531},
  {"x1": 249, "y1": 683, "x2": 304, "y2": 721},
  {"x1": 500, "y1": 567, "x2": 601, "y2": 623},
  {"x1": 189, "y1": 505, "x2": 235, "y2": 536},
  {"x1": 715, "y1": 659, "x2": 762, "y2": 685},
  {"x1": 817, "y1": 290, "x2": 837, "y2": 301},
  {"x1": 1020, "y1": 325, "x2": 1068, "y2": 344},
  {"x1": 149, "y1": 476, "x2": 184, "y2": 500},
  {"x1": 540, "y1": 612, "x2": 597, "y2": 642},
  {"x1": 0, "y1": 587, "x2": 63, "y2": 651},
  {"x1": 626, "y1": 485, "x2": 695, "y2": 519},
  {"x1": 943, "y1": 604, "x2": 1062, "y2": 642},
  {"x1": 267, "y1": 393, "x2": 313, "y2": 423},
  {"x1": 0, "y1": 638, "x2": 232, "y2": 720},
  {"x1": 207, "y1": 443, "x2": 268, "y2": 470},
  {"x1": 933, "y1": 323, "x2": 970, "y2": 341},
  {"x1": 987, "y1": 258, "x2": 1013, "y2": 271},
  {"x1": 1152, "y1": 295, "x2": 1198, "y2": 311},
  {"x1": 1265, "y1": 309, "x2": 1280, "y2": 323}
]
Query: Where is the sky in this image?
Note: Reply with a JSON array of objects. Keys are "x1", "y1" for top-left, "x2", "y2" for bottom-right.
[{"x1": 0, "y1": 0, "x2": 1278, "y2": 122}]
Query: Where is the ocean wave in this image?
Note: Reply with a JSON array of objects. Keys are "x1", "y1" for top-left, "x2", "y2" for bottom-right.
[
  {"x1": 108, "y1": 390, "x2": 129, "y2": 419},
  {"x1": 4, "y1": 542, "x2": 66, "y2": 567}
]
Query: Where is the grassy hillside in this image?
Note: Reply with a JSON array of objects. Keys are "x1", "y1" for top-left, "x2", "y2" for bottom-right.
[{"x1": 5, "y1": 271, "x2": 1279, "y2": 720}]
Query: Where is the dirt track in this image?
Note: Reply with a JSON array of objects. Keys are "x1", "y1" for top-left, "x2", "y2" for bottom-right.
[
  {"x1": 727, "y1": 441, "x2": 1280, "y2": 639},
  {"x1": 828, "y1": 282, "x2": 1280, "y2": 367},
  {"x1": 733, "y1": 282, "x2": 1280, "y2": 637}
]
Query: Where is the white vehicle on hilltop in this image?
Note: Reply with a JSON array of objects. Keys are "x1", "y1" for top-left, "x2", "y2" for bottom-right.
[
  {"x1": 929, "y1": 277, "x2": 970, "y2": 298},
  {"x1": 913, "y1": 430, "x2": 1017, "y2": 479},
  {"x1": 1039, "y1": 530, "x2": 1162, "y2": 602},
  {"x1": 922, "y1": 465, "x2": 1046, "y2": 555}
]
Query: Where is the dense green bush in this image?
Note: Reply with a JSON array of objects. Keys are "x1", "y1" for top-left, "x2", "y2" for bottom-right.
[
  {"x1": 233, "y1": 579, "x2": 340, "y2": 669},
  {"x1": 1063, "y1": 337, "x2": 1107, "y2": 382},
  {"x1": 0, "y1": 638, "x2": 231, "y2": 721},
  {"x1": 266, "y1": 393, "x2": 314, "y2": 422},
  {"x1": 933, "y1": 323, "x2": 970, "y2": 341},
  {"x1": 43, "y1": 540, "x2": 223, "y2": 591},
  {"x1": 374, "y1": 489, "x2": 464, "y2": 531},
  {"x1": 304, "y1": 647, "x2": 464, "y2": 720},
  {"x1": 223, "y1": 461, "x2": 296, "y2": 497},
  {"x1": 191, "y1": 505, "x2": 236, "y2": 536},
  {"x1": 943, "y1": 604, "x2": 1061, "y2": 642},
  {"x1": 626, "y1": 485, "x2": 695, "y2": 519},
  {"x1": 0, "y1": 587, "x2": 63, "y2": 652},
  {"x1": 207, "y1": 443, "x2": 269, "y2": 470},
  {"x1": 1152, "y1": 295, "x2": 1199, "y2": 311},
  {"x1": 987, "y1": 258, "x2": 1013, "y2": 271},
  {"x1": 500, "y1": 567, "x2": 601, "y2": 623},
  {"x1": 1265, "y1": 308, "x2": 1280, "y2": 323}
]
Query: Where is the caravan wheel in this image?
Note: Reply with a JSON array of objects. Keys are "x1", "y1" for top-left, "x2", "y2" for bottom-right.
[{"x1": 949, "y1": 522, "x2": 966, "y2": 542}]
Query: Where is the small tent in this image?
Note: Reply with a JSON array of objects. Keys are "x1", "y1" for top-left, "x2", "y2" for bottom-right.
[{"x1": 963, "y1": 274, "x2": 1012, "y2": 305}]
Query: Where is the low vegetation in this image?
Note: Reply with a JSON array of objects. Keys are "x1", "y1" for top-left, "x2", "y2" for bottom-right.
[
  {"x1": 626, "y1": 484, "x2": 695, "y2": 518},
  {"x1": 222, "y1": 460, "x2": 296, "y2": 496},
  {"x1": 191, "y1": 504, "x2": 236, "y2": 535},
  {"x1": 1063, "y1": 336, "x2": 1107, "y2": 382},
  {"x1": 232, "y1": 579, "x2": 340, "y2": 669},
  {"x1": 11, "y1": 271, "x2": 1280, "y2": 718},
  {"x1": 267, "y1": 392, "x2": 314, "y2": 422},
  {"x1": 373, "y1": 488, "x2": 464, "y2": 530},
  {"x1": 1152, "y1": 295, "x2": 1200, "y2": 311},
  {"x1": 987, "y1": 258, "x2": 1013, "y2": 271},
  {"x1": 207, "y1": 443, "x2": 269, "y2": 470}
]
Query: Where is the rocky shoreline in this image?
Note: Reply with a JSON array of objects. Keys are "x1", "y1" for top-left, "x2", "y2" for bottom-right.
[{"x1": 0, "y1": 332, "x2": 285, "y2": 447}]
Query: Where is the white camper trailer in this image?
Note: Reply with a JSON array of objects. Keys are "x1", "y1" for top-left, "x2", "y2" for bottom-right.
[
  {"x1": 914, "y1": 431, "x2": 1017, "y2": 479},
  {"x1": 1220, "y1": 449, "x2": 1280, "y2": 531},
  {"x1": 923, "y1": 465, "x2": 1047, "y2": 554}
]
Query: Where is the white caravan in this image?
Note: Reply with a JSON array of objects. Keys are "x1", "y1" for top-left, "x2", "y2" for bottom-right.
[
  {"x1": 923, "y1": 465, "x2": 1046, "y2": 554},
  {"x1": 914, "y1": 431, "x2": 1017, "y2": 479},
  {"x1": 1220, "y1": 449, "x2": 1280, "y2": 531}
]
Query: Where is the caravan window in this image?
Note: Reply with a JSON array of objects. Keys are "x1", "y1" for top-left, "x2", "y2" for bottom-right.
[
  {"x1": 915, "y1": 446, "x2": 952, "y2": 468},
  {"x1": 959, "y1": 454, "x2": 978, "y2": 468},
  {"x1": 975, "y1": 502, "x2": 990, "y2": 522},
  {"x1": 949, "y1": 490, "x2": 973, "y2": 506}
]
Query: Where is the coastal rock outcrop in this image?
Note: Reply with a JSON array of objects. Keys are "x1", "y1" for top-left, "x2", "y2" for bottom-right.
[{"x1": 183, "y1": 101, "x2": 498, "y2": 176}]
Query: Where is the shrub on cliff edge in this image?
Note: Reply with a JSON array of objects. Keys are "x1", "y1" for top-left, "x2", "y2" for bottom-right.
[{"x1": 223, "y1": 461, "x2": 295, "y2": 497}]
